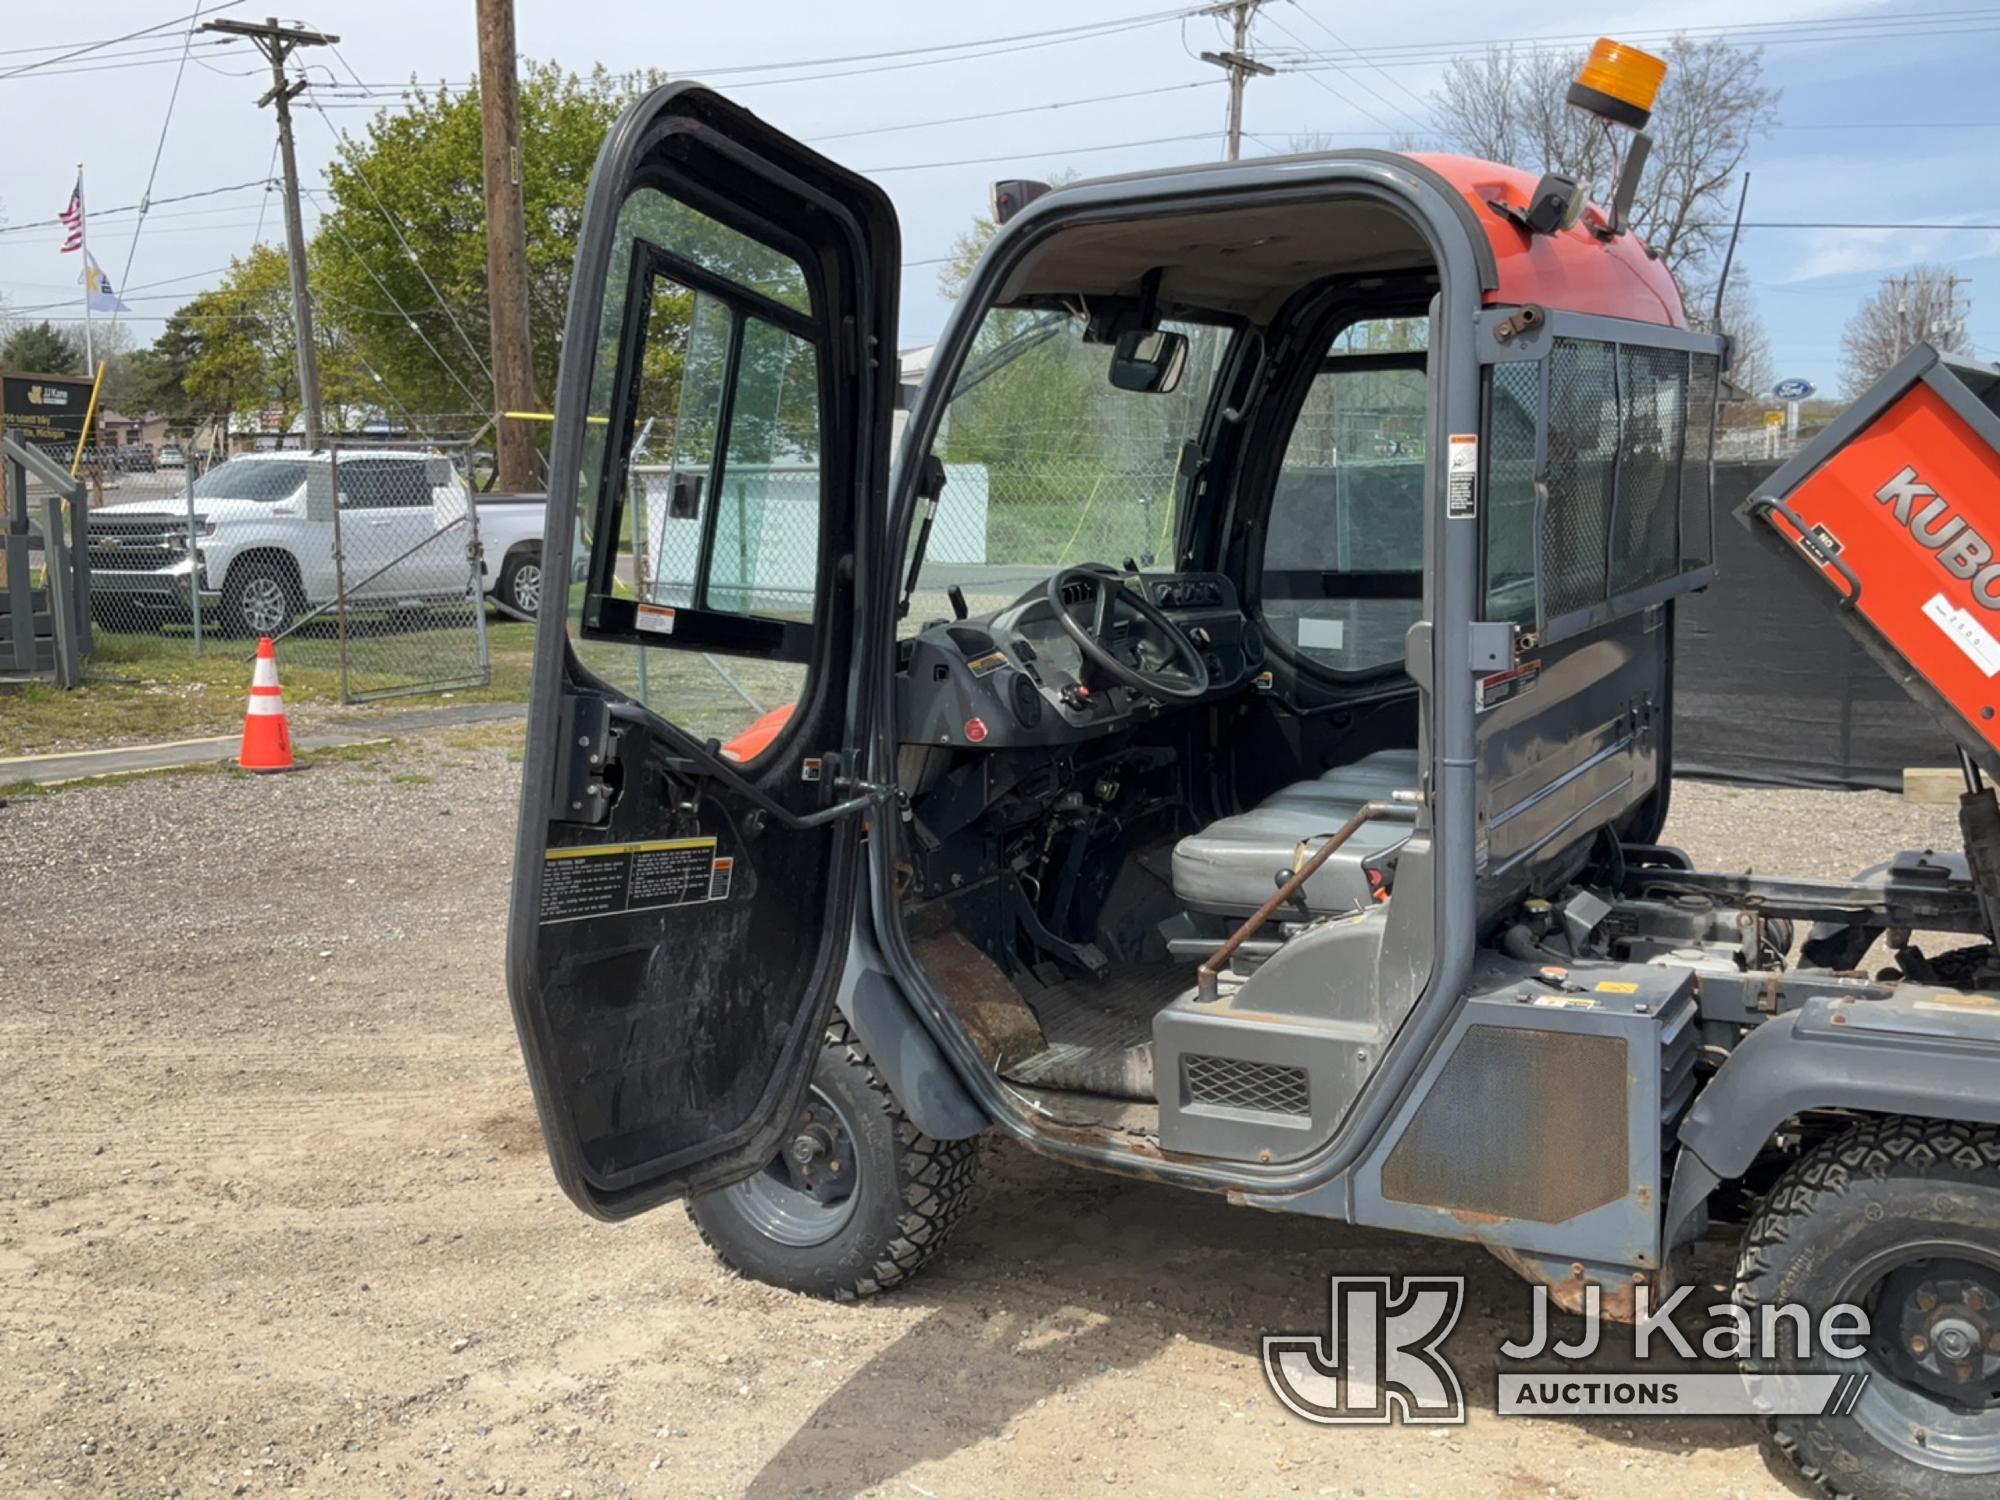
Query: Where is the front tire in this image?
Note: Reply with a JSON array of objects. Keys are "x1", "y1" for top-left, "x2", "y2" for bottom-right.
[
  {"x1": 1737, "y1": 1117, "x2": 2000, "y2": 1500},
  {"x1": 686, "y1": 1021, "x2": 978, "y2": 1300},
  {"x1": 222, "y1": 558, "x2": 300, "y2": 638}
]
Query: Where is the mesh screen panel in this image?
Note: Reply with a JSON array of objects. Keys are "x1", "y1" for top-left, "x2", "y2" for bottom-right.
[
  {"x1": 1183, "y1": 1054, "x2": 1311, "y2": 1116},
  {"x1": 1613, "y1": 345, "x2": 1687, "y2": 589},
  {"x1": 1682, "y1": 353, "x2": 1719, "y2": 570},
  {"x1": 1542, "y1": 339, "x2": 1618, "y2": 618},
  {"x1": 1485, "y1": 361, "x2": 1541, "y2": 626}
]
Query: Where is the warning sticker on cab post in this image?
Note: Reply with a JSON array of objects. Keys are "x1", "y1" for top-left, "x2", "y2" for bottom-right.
[
  {"x1": 1446, "y1": 434, "x2": 1478, "y2": 519},
  {"x1": 634, "y1": 602, "x2": 677, "y2": 636},
  {"x1": 539, "y1": 837, "x2": 729, "y2": 924}
]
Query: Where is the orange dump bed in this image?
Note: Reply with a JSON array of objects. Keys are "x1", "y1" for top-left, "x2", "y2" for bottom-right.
[{"x1": 1746, "y1": 346, "x2": 2000, "y2": 764}]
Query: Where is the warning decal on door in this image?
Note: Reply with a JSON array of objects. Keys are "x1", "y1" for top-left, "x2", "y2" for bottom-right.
[
  {"x1": 1446, "y1": 434, "x2": 1478, "y2": 519},
  {"x1": 539, "y1": 837, "x2": 727, "y2": 924}
]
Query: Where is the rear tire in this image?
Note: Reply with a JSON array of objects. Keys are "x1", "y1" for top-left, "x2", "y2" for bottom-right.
[
  {"x1": 686, "y1": 1020, "x2": 979, "y2": 1300},
  {"x1": 1737, "y1": 1116, "x2": 2000, "y2": 1500}
]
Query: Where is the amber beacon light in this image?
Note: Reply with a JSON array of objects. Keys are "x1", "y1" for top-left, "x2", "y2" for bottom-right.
[{"x1": 1567, "y1": 38, "x2": 1668, "y2": 128}]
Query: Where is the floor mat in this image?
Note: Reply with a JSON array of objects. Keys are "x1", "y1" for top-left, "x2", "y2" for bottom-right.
[{"x1": 1001, "y1": 963, "x2": 1193, "y2": 1101}]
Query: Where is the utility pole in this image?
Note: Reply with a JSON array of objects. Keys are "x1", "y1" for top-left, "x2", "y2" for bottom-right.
[
  {"x1": 201, "y1": 16, "x2": 337, "y2": 451},
  {"x1": 476, "y1": 0, "x2": 539, "y2": 492},
  {"x1": 1200, "y1": 1, "x2": 1274, "y2": 162}
]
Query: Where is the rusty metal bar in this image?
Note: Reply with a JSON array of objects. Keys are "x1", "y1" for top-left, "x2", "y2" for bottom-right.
[{"x1": 1195, "y1": 798, "x2": 1418, "y2": 1001}]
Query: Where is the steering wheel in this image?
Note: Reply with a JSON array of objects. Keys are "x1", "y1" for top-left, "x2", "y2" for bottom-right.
[{"x1": 1045, "y1": 564, "x2": 1211, "y2": 703}]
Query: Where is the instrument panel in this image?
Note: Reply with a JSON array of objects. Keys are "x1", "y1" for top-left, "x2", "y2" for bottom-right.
[{"x1": 896, "y1": 571, "x2": 1264, "y2": 751}]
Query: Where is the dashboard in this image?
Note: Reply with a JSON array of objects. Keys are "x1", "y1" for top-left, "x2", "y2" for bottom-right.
[{"x1": 895, "y1": 571, "x2": 1263, "y2": 751}]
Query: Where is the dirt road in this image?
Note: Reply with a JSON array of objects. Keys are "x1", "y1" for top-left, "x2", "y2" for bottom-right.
[{"x1": 1, "y1": 736, "x2": 1957, "y2": 1498}]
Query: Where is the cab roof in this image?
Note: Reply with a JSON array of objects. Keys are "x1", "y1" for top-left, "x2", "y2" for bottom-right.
[{"x1": 1046, "y1": 147, "x2": 1687, "y2": 330}]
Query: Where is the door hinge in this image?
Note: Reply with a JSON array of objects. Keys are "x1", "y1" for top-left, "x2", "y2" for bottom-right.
[{"x1": 553, "y1": 693, "x2": 616, "y2": 826}]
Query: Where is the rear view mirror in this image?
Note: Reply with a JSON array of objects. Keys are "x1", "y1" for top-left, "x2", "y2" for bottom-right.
[
  {"x1": 1109, "y1": 329, "x2": 1188, "y2": 394},
  {"x1": 669, "y1": 470, "x2": 704, "y2": 520}
]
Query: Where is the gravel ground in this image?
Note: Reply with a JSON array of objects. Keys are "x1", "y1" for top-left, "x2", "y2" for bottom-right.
[{"x1": 0, "y1": 741, "x2": 1966, "y2": 1500}]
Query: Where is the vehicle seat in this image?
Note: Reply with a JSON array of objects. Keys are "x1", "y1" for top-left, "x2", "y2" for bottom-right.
[{"x1": 1171, "y1": 747, "x2": 1420, "y2": 917}]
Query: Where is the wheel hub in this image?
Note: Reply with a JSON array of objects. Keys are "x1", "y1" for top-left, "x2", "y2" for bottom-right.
[
  {"x1": 1884, "y1": 1261, "x2": 2000, "y2": 1403},
  {"x1": 719, "y1": 1085, "x2": 861, "y2": 1248}
]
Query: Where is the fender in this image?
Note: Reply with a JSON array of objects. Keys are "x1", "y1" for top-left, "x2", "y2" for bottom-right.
[
  {"x1": 1668, "y1": 988, "x2": 2000, "y2": 1244},
  {"x1": 833, "y1": 932, "x2": 990, "y2": 1142}
]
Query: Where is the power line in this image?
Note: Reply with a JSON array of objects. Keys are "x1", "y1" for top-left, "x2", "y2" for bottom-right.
[
  {"x1": 113, "y1": 3, "x2": 211, "y2": 341},
  {"x1": 1270, "y1": 9, "x2": 2000, "y2": 72},
  {"x1": 0, "y1": 38, "x2": 250, "y2": 83},
  {"x1": 862, "y1": 129, "x2": 1224, "y2": 174},
  {"x1": 0, "y1": 179, "x2": 276, "y2": 237},
  {"x1": 313, "y1": 46, "x2": 496, "y2": 389},
  {"x1": 1256, "y1": 8, "x2": 1402, "y2": 138},
  {"x1": 0, "y1": 3, "x2": 242, "y2": 80},
  {"x1": 804, "y1": 80, "x2": 1225, "y2": 142},
  {"x1": 1282, "y1": 1, "x2": 1432, "y2": 132},
  {"x1": 304, "y1": 188, "x2": 489, "y2": 412},
  {"x1": 660, "y1": 5, "x2": 1205, "y2": 78}
]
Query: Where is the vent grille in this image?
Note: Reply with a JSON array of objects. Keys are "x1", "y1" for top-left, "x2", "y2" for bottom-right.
[
  {"x1": 1184, "y1": 1054, "x2": 1310, "y2": 1116},
  {"x1": 1059, "y1": 578, "x2": 1095, "y2": 606}
]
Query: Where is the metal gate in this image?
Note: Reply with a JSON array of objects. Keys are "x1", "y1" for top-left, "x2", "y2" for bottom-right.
[{"x1": 267, "y1": 439, "x2": 491, "y2": 702}]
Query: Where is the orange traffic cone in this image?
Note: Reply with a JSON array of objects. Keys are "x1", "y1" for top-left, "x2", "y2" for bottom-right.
[{"x1": 238, "y1": 636, "x2": 296, "y2": 773}]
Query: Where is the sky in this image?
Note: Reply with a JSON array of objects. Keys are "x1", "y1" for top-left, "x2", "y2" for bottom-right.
[{"x1": 0, "y1": 0, "x2": 1997, "y2": 402}]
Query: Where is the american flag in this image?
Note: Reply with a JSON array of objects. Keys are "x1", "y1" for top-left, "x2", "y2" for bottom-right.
[{"x1": 58, "y1": 178, "x2": 83, "y2": 253}]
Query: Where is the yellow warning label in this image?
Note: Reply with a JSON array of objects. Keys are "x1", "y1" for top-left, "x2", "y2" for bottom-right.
[
  {"x1": 539, "y1": 837, "x2": 726, "y2": 924},
  {"x1": 1594, "y1": 980, "x2": 1641, "y2": 994}
]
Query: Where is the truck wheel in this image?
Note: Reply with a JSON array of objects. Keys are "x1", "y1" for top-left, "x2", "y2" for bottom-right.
[
  {"x1": 686, "y1": 1020, "x2": 978, "y2": 1301},
  {"x1": 222, "y1": 559, "x2": 299, "y2": 638},
  {"x1": 1737, "y1": 1116, "x2": 2000, "y2": 1500},
  {"x1": 496, "y1": 547, "x2": 542, "y2": 617}
]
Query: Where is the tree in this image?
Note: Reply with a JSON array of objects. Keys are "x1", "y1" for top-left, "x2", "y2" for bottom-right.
[
  {"x1": 142, "y1": 245, "x2": 368, "y2": 437},
  {"x1": 1429, "y1": 36, "x2": 1778, "y2": 287},
  {"x1": 936, "y1": 173, "x2": 1079, "y2": 302},
  {"x1": 2, "y1": 321, "x2": 84, "y2": 374},
  {"x1": 313, "y1": 63, "x2": 653, "y2": 423},
  {"x1": 1840, "y1": 265, "x2": 1970, "y2": 395}
]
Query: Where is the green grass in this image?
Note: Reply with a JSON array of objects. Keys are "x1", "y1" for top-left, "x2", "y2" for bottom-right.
[{"x1": 0, "y1": 619, "x2": 537, "y2": 758}]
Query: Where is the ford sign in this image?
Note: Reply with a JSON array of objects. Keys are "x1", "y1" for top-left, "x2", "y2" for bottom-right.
[{"x1": 1773, "y1": 377, "x2": 1817, "y2": 402}]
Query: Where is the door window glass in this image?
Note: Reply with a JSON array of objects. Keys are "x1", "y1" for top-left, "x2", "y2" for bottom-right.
[
  {"x1": 565, "y1": 194, "x2": 816, "y2": 750},
  {"x1": 1261, "y1": 358, "x2": 1427, "y2": 673}
]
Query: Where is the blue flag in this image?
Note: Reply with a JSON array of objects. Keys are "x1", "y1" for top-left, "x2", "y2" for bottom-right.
[{"x1": 82, "y1": 253, "x2": 129, "y2": 313}]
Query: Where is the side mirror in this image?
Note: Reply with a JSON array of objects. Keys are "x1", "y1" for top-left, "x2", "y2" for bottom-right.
[
  {"x1": 668, "y1": 470, "x2": 704, "y2": 520},
  {"x1": 1108, "y1": 329, "x2": 1189, "y2": 394}
]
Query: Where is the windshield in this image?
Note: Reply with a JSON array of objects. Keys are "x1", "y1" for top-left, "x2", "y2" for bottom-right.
[
  {"x1": 901, "y1": 310, "x2": 1233, "y2": 631},
  {"x1": 193, "y1": 459, "x2": 306, "y2": 502}
]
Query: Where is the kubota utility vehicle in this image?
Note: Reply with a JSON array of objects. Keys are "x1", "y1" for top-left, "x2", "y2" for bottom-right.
[{"x1": 507, "y1": 46, "x2": 2000, "y2": 1498}]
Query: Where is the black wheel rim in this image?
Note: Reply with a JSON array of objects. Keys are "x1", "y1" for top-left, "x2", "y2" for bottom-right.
[
  {"x1": 722, "y1": 1084, "x2": 860, "y2": 1248},
  {"x1": 1841, "y1": 1238, "x2": 2000, "y2": 1474}
]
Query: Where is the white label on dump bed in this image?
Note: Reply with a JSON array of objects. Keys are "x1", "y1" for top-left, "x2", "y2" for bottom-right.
[{"x1": 1923, "y1": 593, "x2": 2000, "y2": 677}]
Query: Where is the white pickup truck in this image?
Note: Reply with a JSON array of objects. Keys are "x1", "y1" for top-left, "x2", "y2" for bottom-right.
[{"x1": 86, "y1": 449, "x2": 547, "y2": 637}]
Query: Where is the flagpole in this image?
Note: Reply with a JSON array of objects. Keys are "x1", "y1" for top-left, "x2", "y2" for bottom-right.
[{"x1": 76, "y1": 162, "x2": 95, "y2": 375}]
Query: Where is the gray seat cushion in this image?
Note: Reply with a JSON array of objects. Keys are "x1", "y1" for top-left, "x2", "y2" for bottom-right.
[{"x1": 1171, "y1": 748, "x2": 1420, "y2": 917}]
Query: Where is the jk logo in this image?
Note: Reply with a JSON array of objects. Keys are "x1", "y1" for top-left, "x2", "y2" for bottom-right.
[{"x1": 1263, "y1": 1276, "x2": 1466, "y2": 1425}]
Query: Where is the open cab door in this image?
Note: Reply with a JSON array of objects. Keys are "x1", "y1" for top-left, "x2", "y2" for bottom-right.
[{"x1": 505, "y1": 85, "x2": 900, "y2": 1219}]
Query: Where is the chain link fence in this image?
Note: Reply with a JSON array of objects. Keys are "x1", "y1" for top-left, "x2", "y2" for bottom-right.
[
  {"x1": 52, "y1": 437, "x2": 493, "y2": 702},
  {"x1": 264, "y1": 440, "x2": 493, "y2": 701}
]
